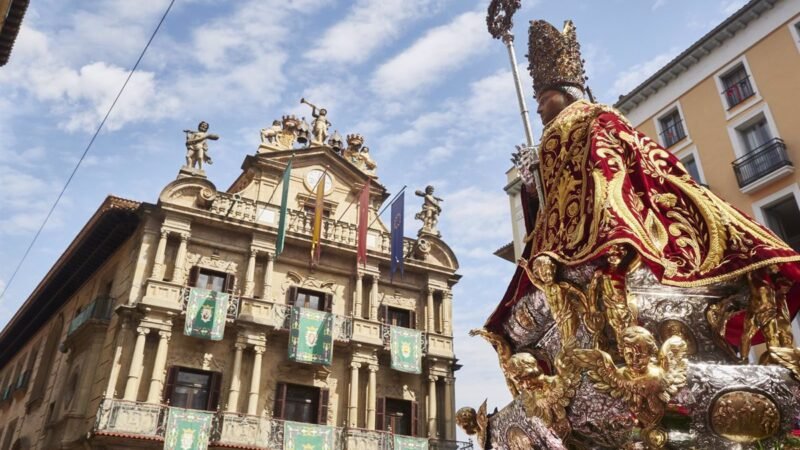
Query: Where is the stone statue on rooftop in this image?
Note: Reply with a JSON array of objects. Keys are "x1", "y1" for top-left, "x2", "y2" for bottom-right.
[
  {"x1": 415, "y1": 185, "x2": 443, "y2": 236},
  {"x1": 301, "y1": 98, "x2": 331, "y2": 145},
  {"x1": 183, "y1": 121, "x2": 219, "y2": 171}
]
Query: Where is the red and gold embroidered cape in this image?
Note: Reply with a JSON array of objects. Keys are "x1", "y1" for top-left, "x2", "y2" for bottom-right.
[{"x1": 486, "y1": 100, "x2": 800, "y2": 339}]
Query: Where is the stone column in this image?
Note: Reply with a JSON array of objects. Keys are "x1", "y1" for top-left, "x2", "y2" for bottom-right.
[
  {"x1": 426, "y1": 290, "x2": 435, "y2": 333},
  {"x1": 353, "y1": 273, "x2": 363, "y2": 318},
  {"x1": 226, "y1": 343, "x2": 246, "y2": 412},
  {"x1": 245, "y1": 249, "x2": 257, "y2": 297},
  {"x1": 263, "y1": 253, "x2": 274, "y2": 300},
  {"x1": 368, "y1": 277, "x2": 378, "y2": 320},
  {"x1": 146, "y1": 330, "x2": 172, "y2": 403},
  {"x1": 151, "y1": 230, "x2": 169, "y2": 279},
  {"x1": 105, "y1": 320, "x2": 129, "y2": 398},
  {"x1": 366, "y1": 364, "x2": 378, "y2": 429},
  {"x1": 427, "y1": 375, "x2": 438, "y2": 438},
  {"x1": 443, "y1": 291, "x2": 452, "y2": 336},
  {"x1": 247, "y1": 345, "x2": 265, "y2": 415},
  {"x1": 173, "y1": 233, "x2": 190, "y2": 285},
  {"x1": 348, "y1": 362, "x2": 361, "y2": 428},
  {"x1": 443, "y1": 376, "x2": 455, "y2": 440},
  {"x1": 123, "y1": 326, "x2": 150, "y2": 401}
]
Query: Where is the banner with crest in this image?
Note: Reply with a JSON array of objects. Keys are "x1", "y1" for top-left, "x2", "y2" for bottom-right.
[
  {"x1": 390, "y1": 325, "x2": 422, "y2": 374},
  {"x1": 163, "y1": 408, "x2": 213, "y2": 450},
  {"x1": 184, "y1": 288, "x2": 228, "y2": 340},
  {"x1": 288, "y1": 307, "x2": 333, "y2": 365},
  {"x1": 283, "y1": 421, "x2": 335, "y2": 450},
  {"x1": 394, "y1": 435, "x2": 429, "y2": 450}
]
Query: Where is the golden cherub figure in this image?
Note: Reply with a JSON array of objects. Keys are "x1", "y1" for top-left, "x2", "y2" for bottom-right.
[
  {"x1": 456, "y1": 400, "x2": 488, "y2": 449},
  {"x1": 741, "y1": 267, "x2": 795, "y2": 361},
  {"x1": 574, "y1": 326, "x2": 688, "y2": 449},
  {"x1": 508, "y1": 341, "x2": 579, "y2": 439},
  {"x1": 519, "y1": 255, "x2": 584, "y2": 341},
  {"x1": 589, "y1": 245, "x2": 637, "y2": 350}
]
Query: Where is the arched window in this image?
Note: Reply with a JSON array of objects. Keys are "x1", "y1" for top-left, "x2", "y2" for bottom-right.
[{"x1": 26, "y1": 315, "x2": 63, "y2": 410}]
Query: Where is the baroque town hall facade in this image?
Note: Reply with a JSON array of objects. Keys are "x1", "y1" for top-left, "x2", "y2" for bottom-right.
[{"x1": 0, "y1": 114, "x2": 465, "y2": 450}]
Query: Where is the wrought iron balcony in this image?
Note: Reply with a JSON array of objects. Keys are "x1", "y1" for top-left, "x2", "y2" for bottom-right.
[
  {"x1": 180, "y1": 287, "x2": 240, "y2": 320},
  {"x1": 93, "y1": 398, "x2": 166, "y2": 439},
  {"x1": 722, "y1": 75, "x2": 755, "y2": 109},
  {"x1": 659, "y1": 120, "x2": 687, "y2": 148},
  {"x1": 732, "y1": 138, "x2": 792, "y2": 188},
  {"x1": 67, "y1": 295, "x2": 114, "y2": 336},
  {"x1": 271, "y1": 303, "x2": 353, "y2": 342}
]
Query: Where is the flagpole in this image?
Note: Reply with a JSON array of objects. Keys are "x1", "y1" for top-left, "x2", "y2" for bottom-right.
[{"x1": 368, "y1": 185, "x2": 407, "y2": 229}]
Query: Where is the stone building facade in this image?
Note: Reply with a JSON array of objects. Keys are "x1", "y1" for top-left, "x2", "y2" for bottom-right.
[{"x1": 0, "y1": 126, "x2": 465, "y2": 449}]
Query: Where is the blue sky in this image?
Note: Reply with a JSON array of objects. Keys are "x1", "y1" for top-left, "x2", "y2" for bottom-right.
[{"x1": 0, "y1": 0, "x2": 746, "y2": 437}]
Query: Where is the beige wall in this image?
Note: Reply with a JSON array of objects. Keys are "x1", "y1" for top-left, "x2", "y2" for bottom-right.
[{"x1": 631, "y1": 14, "x2": 800, "y2": 219}]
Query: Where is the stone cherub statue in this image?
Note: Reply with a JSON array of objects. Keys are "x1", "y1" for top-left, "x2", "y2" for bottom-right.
[
  {"x1": 456, "y1": 400, "x2": 488, "y2": 449},
  {"x1": 301, "y1": 98, "x2": 331, "y2": 145},
  {"x1": 414, "y1": 185, "x2": 443, "y2": 236},
  {"x1": 260, "y1": 120, "x2": 282, "y2": 145},
  {"x1": 574, "y1": 326, "x2": 688, "y2": 449},
  {"x1": 183, "y1": 121, "x2": 219, "y2": 171}
]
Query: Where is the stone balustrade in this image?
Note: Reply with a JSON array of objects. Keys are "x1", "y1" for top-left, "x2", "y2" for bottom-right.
[{"x1": 94, "y1": 398, "x2": 166, "y2": 438}]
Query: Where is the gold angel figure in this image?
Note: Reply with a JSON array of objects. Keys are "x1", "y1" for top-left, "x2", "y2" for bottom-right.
[
  {"x1": 510, "y1": 340, "x2": 579, "y2": 438},
  {"x1": 574, "y1": 326, "x2": 688, "y2": 448},
  {"x1": 456, "y1": 400, "x2": 488, "y2": 449},
  {"x1": 519, "y1": 255, "x2": 584, "y2": 341},
  {"x1": 469, "y1": 328, "x2": 520, "y2": 396},
  {"x1": 589, "y1": 245, "x2": 637, "y2": 350}
]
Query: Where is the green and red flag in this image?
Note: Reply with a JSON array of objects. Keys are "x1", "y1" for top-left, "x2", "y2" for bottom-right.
[{"x1": 275, "y1": 157, "x2": 293, "y2": 258}]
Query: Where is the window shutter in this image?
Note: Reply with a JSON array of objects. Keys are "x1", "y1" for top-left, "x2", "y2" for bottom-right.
[
  {"x1": 317, "y1": 388, "x2": 329, "y2": 425},
  {"x1": 224, "y1": 273, "x2": 236, "y2": 294},
  {"x1": 410, "y1": 401, "x2": 419, "y2": 437},
  {"x1": 188, "y1": 266, "x2": 200, "y2": 287},
  {"x1": 286, "y1": 286, "x2": 298, "y2": 306},
  {"x1": 273, "y1": 383, "x2": 287, "y2": 419},
  {"x1": 376, "y1": 396, "x2": 386, "y2": 431},
  {"x1": 163, "y1": 367, "x2": 179, "y2": 405},
  {"x1": 324, "y1": 293, "x2": 333, "y2": 312},
  {"x1": 409, "y1": 311, "x2": 417, "y2": 330},
  {"x1": 207, "y1": 371, "x2": 222, "y2": 411}
]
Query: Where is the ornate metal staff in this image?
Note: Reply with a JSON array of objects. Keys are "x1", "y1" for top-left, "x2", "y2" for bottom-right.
[{"x1": 487, "y1": 0, "x2": 543, "y2": 204}]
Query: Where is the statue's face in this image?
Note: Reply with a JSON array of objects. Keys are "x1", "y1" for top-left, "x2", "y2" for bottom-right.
[
  {"x1": 426, "y1": 186, "x2": 434, "y2": 194},
  {"x1": 536, "y1": 89, "x2": 572, "y2": 126},
  {"x1": 199, "y1": 122, "x2": 209, "y2": 131},
  {"x1": 320, "y1": 108, "x2": 327, "y2": 115},
  {"x1": 533, "y1": 257, "x2": 555, "y2": 284},
  {"x1": 622, "y1": 340, "x2": 651, "y2": 375}
]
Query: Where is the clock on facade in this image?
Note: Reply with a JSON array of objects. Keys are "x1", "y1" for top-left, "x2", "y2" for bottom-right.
[{"x1": 304, "y1": 169, "x2": 334, "y2": 195}]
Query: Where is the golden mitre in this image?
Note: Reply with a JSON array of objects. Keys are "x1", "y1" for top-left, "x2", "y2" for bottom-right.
[{"x1": 527, "y1": 20, "x2": 586, "y2": 97}]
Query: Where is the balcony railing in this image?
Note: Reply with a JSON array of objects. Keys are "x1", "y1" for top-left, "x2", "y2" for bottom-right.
[
  {"x1": 67, "y1": 296, "x2": 114, "y2": 336},
  {"x1": 722, "y1": 75, "x2": 755, "y2": 109},
  {"x1": 659, "y1": 120, "x2": 686, "y2": 148},
  {"x1": 271, "y1": 304, "x2": 353, "y2": 342},
  {"x1": 93, "y1": 401, "x2": 472, "y2": 449},
  {"x1": 380, "y1": 324, "x2": 428, "y2": 354},
  {"x1": 180, "y1": 287, "x2": 240, "y2": 320},
  {"x1": 732, "y1": 138, "x2": 792, "y2": 188},
  {"x1": 94, "y1": 398, "x2": 167, "y2": 438}
]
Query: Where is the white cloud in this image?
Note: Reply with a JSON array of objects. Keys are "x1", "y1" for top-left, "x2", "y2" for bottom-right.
[
  {"x1": 610, "y1": 48, "x2": 679, "y2": 98},
  {"x1": 370, "y1": 10, "x2": 490, "y2": 97},
  {"x1": 443, "y1": 186, "x2": 511, "y2": 244},
  {"x1": 652, "y1": 0, "x2": 668, "y2": 10},
  {"x1": 305, "y1": 0, "x2": 444, "y2": 65},
  {"x1": 0, "y1": 166, "x2": 63, "y2": 235},
  {"x1": 721, "y1": 0, "x2": 747, "y2": 16}
]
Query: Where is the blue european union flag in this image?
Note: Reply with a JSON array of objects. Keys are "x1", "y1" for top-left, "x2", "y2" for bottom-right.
[{"x1": 390, "y1": 191, "x2": 405, "y2": 280}]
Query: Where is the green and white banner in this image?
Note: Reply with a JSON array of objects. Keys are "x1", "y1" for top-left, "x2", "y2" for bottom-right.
[
  {"x1": 184, "y1": 288, "x2": 228, "y2": 340},
  {"x1": 390, "y1": 326, "x2": 422, "y2": 374},
  {"x1": 283, "y1": 421, "x2": 335, "y2": 450},
  {"x1": 394, "y1": 435, "x2": 429, "y2": 450},
  {"x1": 288, "y1": 307, "x2": 333, "y2": 365},
  {"x1": 163, "y1": 408, "x2": 213, "y2": 450}
]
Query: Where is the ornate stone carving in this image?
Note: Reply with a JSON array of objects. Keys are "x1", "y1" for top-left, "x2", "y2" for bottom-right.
[
  {"x1": 300, "y1": 98, "x2": 331, "y2": 146},
  {"x1": 380, "y1": 291, "x2": 417, "y2": 310},
  {"x1": 258, "y1": 115, "x2": 306, "y2": 151},
  {"x1": 280, "y1": 271, "x2": 342, "y2": 301},
  {"x1": 183, "y1": 121, "x2": 219, "y2": 171},
  {"x1": 414, "y1": 186, "x2": 443, "y2": 236}
]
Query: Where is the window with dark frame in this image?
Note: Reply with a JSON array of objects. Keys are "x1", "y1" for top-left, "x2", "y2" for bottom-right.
[
  {"x1": 721, "y1": 64, "x2": 755, "y2": 109},
  {"x1": 739, "y1": 118, "x2": 772, "y2": 153},
  {"x1": 188, "y1": 267, "x2": 235, "y2": 294},
  {"x1": 763, "y1": 196, "x2": 800, "y2": 252},
  {"x1": 658, "y1": 110, "x2": 686, "y2": 148},
  {"x1": 287, "y1": 286, "x2": 332, "y2": 312},
  {"x1": 680, "y1": 154, "x2": 702, "y2": 184},
  {"x1": 386, "y1": 306, "x2": 412, "y2": 328},
  {"x1": 377, "y1": 397, "x2": 418, "y2": 436},
  {"x1": 273, "y1": 382, "x2": 329, "y2": 425},
  {"x1": 164, "y1": 367, "x2": 222, "y2": 411}
]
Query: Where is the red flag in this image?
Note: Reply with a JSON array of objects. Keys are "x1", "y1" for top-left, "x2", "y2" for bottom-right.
[{"x1": 357, "y1": 179, "x2": 371, "y2": 266}]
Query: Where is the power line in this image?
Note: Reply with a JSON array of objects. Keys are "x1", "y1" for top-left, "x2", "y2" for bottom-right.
[{"x1": 0, "y1": 0, "x2": 176, "y2": 302}]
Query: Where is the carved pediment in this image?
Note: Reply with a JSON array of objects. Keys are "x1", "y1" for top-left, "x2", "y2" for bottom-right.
[
  {"x1": 158, "y1": 177, "x2": 218, "y2": 209},
  {"x1": 380, "y1": 291, "x2": 418, "y2": 310},
  {"x1": 280, "y1": 271, "x2": 343, "y2": 299},
  {"x1": 412, "y1": 233, "x2": 459, "y2": 271}
]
